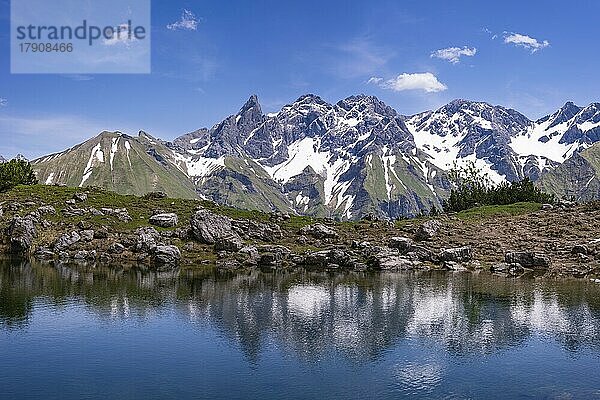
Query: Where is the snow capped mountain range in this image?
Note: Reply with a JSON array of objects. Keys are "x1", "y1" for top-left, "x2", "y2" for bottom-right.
[{"x1": 31, "y1": 94, "x2": 600, "y2": 220}]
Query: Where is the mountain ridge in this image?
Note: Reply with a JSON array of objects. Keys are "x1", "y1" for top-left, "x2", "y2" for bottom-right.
[{"x1": 29, "y1": 94, "x2": 600, "y2": 220}]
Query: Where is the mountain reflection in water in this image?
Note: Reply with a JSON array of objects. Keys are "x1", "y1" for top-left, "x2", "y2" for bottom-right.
[{"x1": 2, "y1": 259, "x2": 600, "y2": 399}]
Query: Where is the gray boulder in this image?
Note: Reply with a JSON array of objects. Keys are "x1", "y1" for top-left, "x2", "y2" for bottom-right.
[
  {"x1": 388, "y1": 236, "x2": 413, "y2": 253},
  {"x1": 108, "y1": 243, "x2": 125, "y2": 254},
  {"x1": 239, "y1": 246, "x2": 260, "y2": 265},
  {"x1": 133, "y1": 227, "x2": 160, "y2": 253},
  {"x1": 505, "y1": 251, "x2": 551, "y2": 269},
  {"x1": 298, "y1": 249, "x2": 354, "y2": 269},
  {"x1": 415, "y1": 220, "x2": 442, "y2": 241},
  {"x1": 101, "y1": 208, "x2": 132, "y2": 222},
  {"x1": 89, "y1": 207, "x2": 104, "y2": 216},
  {"x1": 73, "y1": 193, "x2": 88, "y2": 202},
  {"x1": 54, "y1": 231, "x2": 81, "y2": 252},
  {"x1": 299, "y1": 224, "x2": 339, "y2": 240},
  {"x1": 406, "y1": 245, "x2": 438, "y2": 263},
  {"x1": 366, "y1": 246, "x2": 420, "y2": 270},
  {"x1": 153, "y1": 245, "x2": 181, "y2": 269},
  {"x1": 439, "y1": 246, "x2": 472, "y2": 263},
  {"x1": 214, "y1": 234, "x2": 244, "y2": 252},
  {"x1": 232, "y1": 220, "x2": 283, "y2": 242},
  {"x1": 258, "y1": 245, "x2": 291, "y2": 267},
  {"x1": 80, "y1": 230, "x2": 95, "y2": 242},
  {"x1": 445, "y1": 261, "x2": 468, "y2": 271},
  {"x1": 491, "y1": 262, "x2": 524, "y2": 275},
  {"x1": 190, "y1": 209, "x2": 236, "y2": 244},
  {"x1": 37, "y1": 205, "x2": 56, "y2": 215},
  {"x1": 8, "y1": 217, "x2": 36, "y2": 253},
  {"x1": 113, "y1": 208, "x2": 132, "y2": 222},
  {"x1": 371, "y1": 248, "x2": 417, "y2": 270},
  {"x1": 149, "y1": 213, "x2": 178, "y2": 228}
]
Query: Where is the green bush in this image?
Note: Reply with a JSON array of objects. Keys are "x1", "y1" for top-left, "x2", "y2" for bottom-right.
[
  {"x1": 0, "y1": 160, "x2": 38, "y2": 192},
  {"x1": 443, "y1": 161, "x2": 554, "y2": 212}
]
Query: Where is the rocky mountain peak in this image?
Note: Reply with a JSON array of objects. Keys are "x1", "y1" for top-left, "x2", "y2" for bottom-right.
[
  {"x1": 293, "y1": 93, "x2": 328, "y2": 105},
  {"x1": 236, "y1": 95, "x2": 264, "y2": 130},
  {"x1": 440, "y1": 99, "x2": 498, "y2": 115},
  {"x1": 336, "y1": 94, "x2": 397, "y2": 118},
  {"x1": 576, "y1": 102, "x2": 600, "y2": 120},
  {"x1": 239, "y1": 94, "x2": 262, "y2": 117},
  {"x1": 29, "y1": 93, "x2": 600, "y2": 221},
  {"x1": 138, "y1": 130, "x2": 161, "y2": 142},
  {"x1": 541, "y1": 101, "x2": 582, "y2": 127},
  {"x1": 0, "y1": 155, "x2": 6, "y2": 163}
]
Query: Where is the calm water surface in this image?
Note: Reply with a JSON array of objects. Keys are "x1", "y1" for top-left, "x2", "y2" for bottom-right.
[{"x1": 1, "y1": 259, "x2": 600, "y2": 399}]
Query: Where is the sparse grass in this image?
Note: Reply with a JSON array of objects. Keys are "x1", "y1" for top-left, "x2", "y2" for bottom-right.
[
  {"x1": 455, "y1": 202, "x2": 542, "y2": 221},
  {"x1": 1, "y1": 186, "x2": 544, "y2": 230}
]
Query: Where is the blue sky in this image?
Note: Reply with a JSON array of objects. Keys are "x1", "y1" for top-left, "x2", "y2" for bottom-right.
[{"x1": 1, "y1": 0, "x2": 600, "y2": 159}]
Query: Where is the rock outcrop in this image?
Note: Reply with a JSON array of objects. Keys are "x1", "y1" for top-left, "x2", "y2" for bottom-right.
[
  {"x1": 8, "y1": 217, "x2": 36, "y2": 253},
  {"x1": 149, "y1": 213, "x2": 178, "y2": 228}
]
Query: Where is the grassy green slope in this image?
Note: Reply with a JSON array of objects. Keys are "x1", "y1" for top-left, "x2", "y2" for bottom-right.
[
  {"x1": 33, "y1": 131, "x2": 198, "y2": 199},
  {"x1": 195, "y1": 156, "x2": 295, "y2": 213},
  {"x1": 538, "y1": 143, "x2": 600, "y2": 201}
]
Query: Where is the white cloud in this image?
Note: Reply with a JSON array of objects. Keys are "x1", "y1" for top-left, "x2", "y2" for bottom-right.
[
  {"x1": 0, "y1": 98, "x2": 7, "y2": 107},
  {"x1": 103, "y1": 24, "x2": 139, "y2": 46},
  {"x1": 167, "y1": 9, "x2": 199, "y2": 31},
  {"x1": 368, "y1": 72, "x2": 447, "y2": 93},
  {"x1": 431, "y1": 46, "x2": 477, "y2": 64},
  {"x1": 503, "y1": 32, "x2": 549, "y2": 52}
]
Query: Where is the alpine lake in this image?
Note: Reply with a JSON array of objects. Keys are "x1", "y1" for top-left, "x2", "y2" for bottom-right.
[{"x1": 1, "y1": 258, "x2": 600, "y2": 399}]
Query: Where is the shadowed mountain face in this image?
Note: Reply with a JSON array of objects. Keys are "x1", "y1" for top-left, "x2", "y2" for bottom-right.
[{"x1": 30, "y1": 95, "x2": 600, "y2": 219}]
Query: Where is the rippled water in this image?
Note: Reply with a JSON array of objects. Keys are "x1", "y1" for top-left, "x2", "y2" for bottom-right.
[{"x1": 1, "y1": 259, "x2": 600, "y2": 399}]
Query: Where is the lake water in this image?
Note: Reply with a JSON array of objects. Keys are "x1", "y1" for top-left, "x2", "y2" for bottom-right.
[{"x1": 1, "y1": 259, "x2": 600, "y2": 399}]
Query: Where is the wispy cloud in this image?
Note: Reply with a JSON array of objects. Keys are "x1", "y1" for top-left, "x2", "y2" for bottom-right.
[
  {"x1": 0, "y1": 98, "x2": 7, "y2": 107},
  {"x1": 167, "y1": 9, "x2": 199, "y2": 31},
  {"x1": 327, "y1": 38, "x2": 394, "y2": 79},
  {"x1": 368, "y1": 73, "x2": 447, "y2": 93},
  {"x1": 62, "y1": 74, "x2": 94, "y2": 81},
  {"x1": 483, "y1": 27, "x2": 498, "y2": 40},
  {"x1": 431, "y1": 46, "x2": 477, "y2": 64},
  {"x1": 503, "y1": 32, "x2": 550, "y2": 52}
]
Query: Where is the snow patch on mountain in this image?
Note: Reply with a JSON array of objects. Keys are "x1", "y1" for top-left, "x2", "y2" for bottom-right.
[
  {"x1": 80, "y1": 143, "x2": 104, "y2": 187},
  {"x1": 124, "y1": 140, "x2": 132, "y2": 167},
  {"x1": 45, "y1": 172, "x2": 55, "y2": 185},
  {"x1": 262, "y1": 137, "x2": 330, "y2": 184},
  {"x1": 171, "y1": 150, "x2": 225, "y2": 177},
  {"x1": 510, "y1": 120, "x2": 580, "y2": 163},
  {"x1": 110, "y1": 137, "x2": 120, "y2": 171}
]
